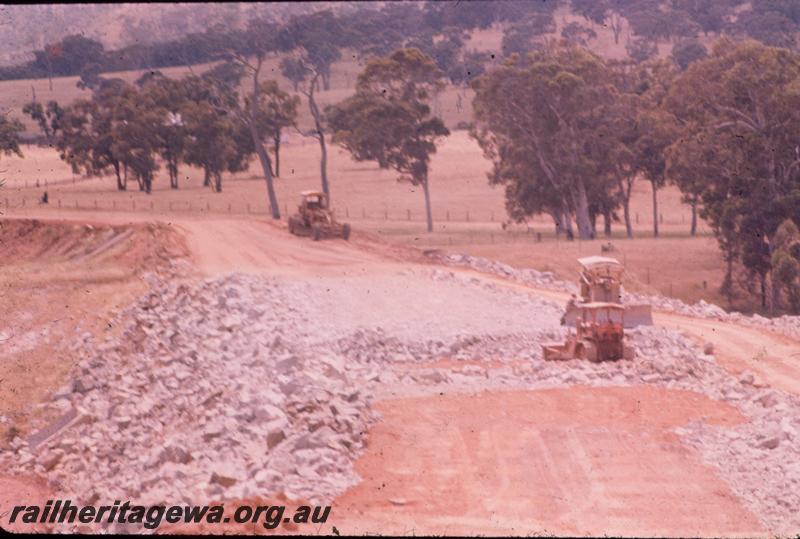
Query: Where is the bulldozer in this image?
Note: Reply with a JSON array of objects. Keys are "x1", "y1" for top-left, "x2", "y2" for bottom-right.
[
  {"x1": 562, "y1": 256, "x2": 653, "y2": 328},
  {"x1": 288, "y1": 190, "x2": 351, "y2": 241},
  {"x1": 543, "y1": 302, "x2": 635, "y2": 362}
]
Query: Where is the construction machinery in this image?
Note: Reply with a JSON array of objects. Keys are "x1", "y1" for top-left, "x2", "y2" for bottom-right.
[
  {"x1": 544, "y1": 302, "x2": 635, "y2": 362},
  {"x1": 562, "y1": 256, "x2": 653, "y2": 328},
  {"x1": 288, "y1": 190, "x2": 351, "y2": 241}
]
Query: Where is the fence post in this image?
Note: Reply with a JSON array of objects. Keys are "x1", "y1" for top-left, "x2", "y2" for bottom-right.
[
  {"x1": 57, "y1": 199, "x2": 61, "y2": 209},
  {"x1": 407, "y1": 209, "x2": 411, "y2": 221}
]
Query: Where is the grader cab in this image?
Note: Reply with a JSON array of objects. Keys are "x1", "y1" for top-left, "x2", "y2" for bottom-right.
[
  {"x1": 544, "y1": 303, "x2": 635, "y2": 362},
  {"x1": 288, "y1": 191, "x2": 351, "y2": 241}
]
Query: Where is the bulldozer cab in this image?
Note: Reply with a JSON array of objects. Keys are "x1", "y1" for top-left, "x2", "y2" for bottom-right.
[
  {"x1": 300, "y1": 190, "x2": 328, "y2": 211},
  {"x1": 577, "y1": 256, "x2": 624, "y2": 303}
]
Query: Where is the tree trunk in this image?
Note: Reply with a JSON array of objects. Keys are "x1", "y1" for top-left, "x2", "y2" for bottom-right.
[
  {"x1": 113, "y1": 162, "x2": 125, "y2": 191},
  {"x1": 203, "y1": 166, "x2": 210, "y2": 187},
  {"x1": 563, "y1": 212, "x2": 575, "y2": 241},
  {"x1": 553, "y1": 209, "x2": 563, "y2": 236},
  {"x1": 610, "y1": 14, "x2": 622, "y2": 44},
  {"x1": 273, "y1": 135, "x2": 280, "y2": 177},
  {"x1": 169, "y1": 159, "x2": 178, "y2": 189},
  {"x1": 248, "y1": 56, "x2": 281, "y2": 219},
  {"x1": 421, "y1": 175, "x2": 433, "y2": 233},
  {"x1": 571, "y1": 179, "x2": 593, "y2": 240},
  {"x1": 214, "y1": 172, "x2": 222, "y2": 193},
  {"x1": 603, "y1": 209, "x2": 612, "y2": 237},
  {"x1": 307, "y1": 74, "x2": 330, "y2": 202},
  {"x1": 723, "y1": 254, "x2": 734, "y2": 307},
  {"x1": 651, "y1": 179, "x2": 659, "y2": 238},
  {"x1": 322, "y1": 67, "x2": 331, "y2": 91},
  {"x1": 690, "y1": 196, "x2": 698, "y2": 236}
]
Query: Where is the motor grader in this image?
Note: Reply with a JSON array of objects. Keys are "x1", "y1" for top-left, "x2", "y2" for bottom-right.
[
  {"x1": 562, "y1": 256, "x2": 653, "y2": 328},
  {"x1": 544, "y1": 302, "x2": 635, "y2": 362},
  {"x1": 288, "y1": 190, "x2": 351, "y2": 241}
]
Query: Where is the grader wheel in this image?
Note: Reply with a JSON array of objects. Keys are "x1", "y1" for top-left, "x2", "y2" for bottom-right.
[{"x1": 312, "y1": 224, "x2": 322, "y2": 241}]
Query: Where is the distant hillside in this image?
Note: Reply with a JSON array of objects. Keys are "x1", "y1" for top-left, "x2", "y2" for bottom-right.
[{"x1": 0, "y1": 3, "x2": 356, "y2": 67}]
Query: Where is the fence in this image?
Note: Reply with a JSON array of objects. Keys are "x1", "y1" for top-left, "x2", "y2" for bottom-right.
[{"x1": 1, "y1": 195, "x2": 700, "y2": 225}]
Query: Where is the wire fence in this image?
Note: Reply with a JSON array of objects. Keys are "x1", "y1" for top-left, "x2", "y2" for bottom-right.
[{"x1": 1, "y1": 195, "x2": 701, "y2": 229}]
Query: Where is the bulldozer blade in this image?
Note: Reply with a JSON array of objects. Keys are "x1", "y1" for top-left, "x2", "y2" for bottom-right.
[
  {"x1": 563, "y1": 303, "x2": 653, "y2": 328},
  {"x1": 624, "y1": 304, "x2": 653, "y2": 326}
]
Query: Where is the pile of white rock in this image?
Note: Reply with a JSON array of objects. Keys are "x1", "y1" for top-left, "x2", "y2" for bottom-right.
[{"x1": 2, "y1": 274, "x2": 378, "y2": 509}]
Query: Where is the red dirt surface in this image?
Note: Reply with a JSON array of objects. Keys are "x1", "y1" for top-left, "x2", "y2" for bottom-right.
[{"x1": 326, "y1": 386, "x2": 762, "y2": 537}]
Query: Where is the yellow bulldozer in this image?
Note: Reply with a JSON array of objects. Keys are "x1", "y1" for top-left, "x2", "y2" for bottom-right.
[
  {"x1": 562, "y1": 256, "x2": 653, "y2": 328},
  {"x1": 544, "y1": 302, "x2": 635, "y2": 362},
  {"x1": 288, "y1": 190, "x2": 351, "y2": 241}
]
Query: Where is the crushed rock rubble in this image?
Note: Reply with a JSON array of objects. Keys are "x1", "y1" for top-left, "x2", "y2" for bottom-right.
[
  {"x1": 440, "y1": 252, "x2": 800, "y2": 341},
  {"x1": 2, "y1": 262, "x2": 799, "y2": 535},
  {"x1": 2, "y1": 274, "x2": 380, "y2": 511}
]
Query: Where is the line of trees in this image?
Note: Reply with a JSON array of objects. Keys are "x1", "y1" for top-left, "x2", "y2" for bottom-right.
[
  {"x1": 18, "y1": 40, "x2": 451, "y2": 230},
  {"x1": 471, "y1": 38, "x2": 800, "y2": 313},
  {"x1": 24, "y1": 66, "x2": 298, "y2": 196}
]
